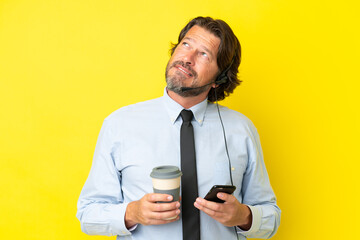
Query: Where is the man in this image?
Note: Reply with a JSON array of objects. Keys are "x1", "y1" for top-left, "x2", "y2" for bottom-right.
[{"x1": 77, "y1": 16, "x2": 280, "y2": 240}]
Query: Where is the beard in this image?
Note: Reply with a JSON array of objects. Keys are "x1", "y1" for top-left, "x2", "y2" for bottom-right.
[{"x1": 165, "y1": 60, "x2": 211, "y2": 97}]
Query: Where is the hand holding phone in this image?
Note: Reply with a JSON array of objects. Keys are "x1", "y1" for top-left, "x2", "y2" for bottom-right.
[{"x1": 204, "y1": 185, "x2": 236, "y2": 203}]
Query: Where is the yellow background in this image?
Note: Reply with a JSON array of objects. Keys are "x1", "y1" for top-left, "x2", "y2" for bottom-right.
[{"x1": 1, "y1": 0, "x2": 359, "y2": 239}]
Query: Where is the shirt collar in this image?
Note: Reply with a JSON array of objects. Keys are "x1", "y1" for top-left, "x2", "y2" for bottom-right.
[{"x1": 162, "y1": 88, "x2": 208, "y2": 126}]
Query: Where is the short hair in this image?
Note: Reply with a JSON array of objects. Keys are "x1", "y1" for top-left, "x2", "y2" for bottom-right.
[{"x1": 170, "y1": 16, "x2": 242, "y2": 102}]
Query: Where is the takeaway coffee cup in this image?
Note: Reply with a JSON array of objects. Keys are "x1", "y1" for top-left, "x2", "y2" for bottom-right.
[{"x1": 150, "y1": 165, "x2": 182, "y2": 202}]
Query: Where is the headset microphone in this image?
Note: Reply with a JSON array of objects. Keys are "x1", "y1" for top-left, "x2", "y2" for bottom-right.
[{"x1": 180, "y1": 81, "x2": 214, "y2": 92}]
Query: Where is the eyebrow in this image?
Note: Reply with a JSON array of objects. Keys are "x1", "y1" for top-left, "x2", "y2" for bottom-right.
[{"x1": 183, "y1": 37, "x2": 214, "y2": 59}]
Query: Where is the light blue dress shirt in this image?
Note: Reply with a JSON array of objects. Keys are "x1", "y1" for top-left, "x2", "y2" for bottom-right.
[{"x1": 77, "y1": 89, "x2": 280, "y2": 240}]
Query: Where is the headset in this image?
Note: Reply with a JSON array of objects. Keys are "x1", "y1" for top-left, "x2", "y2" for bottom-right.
[
  {"x1": 213, "y1": 56, "x2": 235, "y2": 186},
  {"x1": 213, "y1": 55, "x2": 239, "y2": 238},
  {"x1": 214, "y1": 56, "x2": 235, "y2": 85}
]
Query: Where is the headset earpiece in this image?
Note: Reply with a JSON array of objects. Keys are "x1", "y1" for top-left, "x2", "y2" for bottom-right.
[
  {"x1": 215, "y1": 75, "x2": 228, "y2": 85},
  {"x1": 215, "y1": 56, "x2": 235, "y2": 86}
]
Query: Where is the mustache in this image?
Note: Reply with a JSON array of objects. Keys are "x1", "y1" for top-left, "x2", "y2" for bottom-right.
[{"x1": 170, "y1": 61, "x2": 198, "y2": 78}]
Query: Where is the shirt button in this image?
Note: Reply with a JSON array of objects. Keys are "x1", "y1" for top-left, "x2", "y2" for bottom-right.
[{"x1": 231, "y1": 167, "x2": 235, "y2": 171}]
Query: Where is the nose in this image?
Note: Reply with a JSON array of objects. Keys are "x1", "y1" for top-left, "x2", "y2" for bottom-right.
[{"x1": 183, "y1": 50, "x2": 196, "y2": 66}]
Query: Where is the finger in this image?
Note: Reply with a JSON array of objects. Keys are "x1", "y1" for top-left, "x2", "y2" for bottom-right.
[
  {"x1": 146, "y1": 193, "x2": 173, "y2": 202},
  {"x1": 146, "y1": 216, "x2": 180, "y2": 225},
  {"x1": 195, "y1": 198, "x2": 223, "y2": 212},
  {"x1": 149, "y1": 201, "x2": 180, "y2": 212},
  {"x1": 194, "y1": 200, "x2": 224, "y2": 218},
  {"x1": 148, "y1": 208, "x2": 181, "y2": 220},
  {"x1": 217, "y1": 192, "x2": 236, "y2": 203}
]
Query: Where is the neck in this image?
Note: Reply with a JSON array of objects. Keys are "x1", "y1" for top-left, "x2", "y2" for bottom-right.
[{"x1": 167, "y1": 88, "x2": 208, "y2": 109}]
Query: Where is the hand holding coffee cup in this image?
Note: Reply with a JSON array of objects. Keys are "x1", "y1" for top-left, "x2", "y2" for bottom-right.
[
  {"x1": 150, "y1": 165, "x2": 182, "y2": 219},
  {"x1": 124, "y1": 193, "x2": 181, "y2": 228}
]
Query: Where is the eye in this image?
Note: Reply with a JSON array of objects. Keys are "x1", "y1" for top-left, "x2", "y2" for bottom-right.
[
  {"x1": 182, "y1": 42, "x2": 189, "y2": 47},
  {"x1": 200, "y1": 52, "x2": 208, "y2": 58}
]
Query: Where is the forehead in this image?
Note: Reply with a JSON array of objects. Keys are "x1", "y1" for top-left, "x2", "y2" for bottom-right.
[{"x1": 182, "y1": 25, "x2": 220, "y2": 57}]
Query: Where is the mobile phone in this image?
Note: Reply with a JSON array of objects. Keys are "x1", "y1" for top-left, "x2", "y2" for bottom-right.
[{"x1": 204, "y1": 185, "x2": 236, "y2": 203}]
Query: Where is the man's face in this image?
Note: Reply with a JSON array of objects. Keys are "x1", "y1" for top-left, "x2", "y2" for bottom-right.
[{"x1": 166, "y1": 25, "x2": 220, "y2": 97}]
